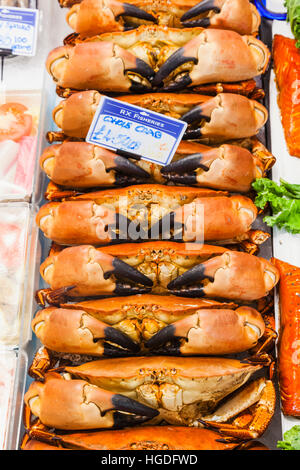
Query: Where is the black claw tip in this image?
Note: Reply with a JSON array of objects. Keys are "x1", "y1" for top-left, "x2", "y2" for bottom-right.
[
  {"x1": 114, "y1": 283, "x2": 152, "y2": 295},
  {"x1": 122, "y1": 3, "x2": 157, "y2": 23},
  {"x1": 146, "y1": 324, "x2": 176, "y2": 349},
  {"x1": 181, "y1": 0, "x2": 220, "y2": 22},
  {"x1": 104, "y1": 326, "x2": 140, "y2": 352},
  {"x1": 110, "y1": 257, "x2": 153, "y2": 287},
  {"x1": 152, "y1": 48, "x2": 197, "y2": 87},
  {"x1": 112, "y1": 394, "x2": 158, "y2": 418},
  {"x1": 181, "y1": 105, "x2": 211, "y2": 124},
  {"x1": 168, "y1": 287, "x2": 206, "y2": 298},
  {"x1": 113, "y1": 156, "x2": 150, "y2": 179},
  {"x1": 181, "y1": 17, "x2": 211, "y2": 28},
  {"x1": 127, "y1": 57, "x2": 155, "y2": 81},
  {"x1": 167, "y1": 264, "x2": 209, "y2": 290}
]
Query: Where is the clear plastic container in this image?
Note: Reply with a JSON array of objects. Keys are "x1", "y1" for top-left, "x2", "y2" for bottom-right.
[
  {"x1": 0, "y1": 202, "x2": 38, "y2": 346},
  {"x1": 0, "y1": 91, "x2": 41, "y2": 202},
  {"x1": 0, "y1": 349, "x2": 19, "y2": 450}
]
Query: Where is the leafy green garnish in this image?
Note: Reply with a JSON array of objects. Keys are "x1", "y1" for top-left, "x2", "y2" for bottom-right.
[
  {"x1": 252, "y1": 178, "x2": 300, "y2": 234},
  {"x1": 285, "y1": 0, "x2": 300, "y2": 47},
  {"x1": 277, "y1": 425, "x2": 300, "y2": 450}
]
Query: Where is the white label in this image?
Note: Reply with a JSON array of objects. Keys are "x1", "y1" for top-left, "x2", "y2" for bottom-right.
[
  {"x1": 86, "y1": 96, "x2": 187, "y2": 165},
  {"x1": 0, "y1": 7, "x2": 39, "y2": 57}
]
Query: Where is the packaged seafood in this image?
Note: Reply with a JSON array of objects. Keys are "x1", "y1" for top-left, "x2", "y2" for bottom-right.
[{"x1": 0, "y1": 91, "x2": 41, "y2": 201}]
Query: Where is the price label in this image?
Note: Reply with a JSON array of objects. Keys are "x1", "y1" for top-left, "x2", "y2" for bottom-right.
[
  {"x1": 86, "y1": 96, "x2": 187, "y2": 165},
  {"x1": 0, "y1": 7, "x2": 39, "y2": 57}
]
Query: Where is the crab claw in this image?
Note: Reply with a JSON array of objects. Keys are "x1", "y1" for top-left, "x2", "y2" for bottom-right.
[
  {"x1": 153, "y1": 29, "x2": 269, "y2": 91},
  {"x1": 32, "y1": 307, "x2": 140, "y2": 356},
  {"x1": 40, "y1": 143, "x2": 150, "y2": 189},
  {"x1": 67, "y1": 0, "x2": 157, "y2": 36},
  {"x1": 161, "y1": 145, "x2": 260, "y2": 192},
  {"x1": 40, "y1": 245, "x2": 153, "y2": 300},
  {"x1": 36, "y1": 200, "x2": 142, "y2": 245},
  {"x1": 24, "y1": 372, "x2": 158, "y2": 430},
  {"x1": 46, "y1": 43, "x2": 154, "y2": 93},
  {"x1": 149, "y1": 194, "x2": 257, "y2": 243},
  {"x1": 107, "y1": 257, "x2": 153, "y2": 288},
  {"x1": 181, "y1": 94, "x2": 268, "y2": 142},
  {"x1": 146, "y1": 306, "x2": 265, "y2": 355},
  {"x1": 181, "y1": 0, "x2": 260, "y2": 36},
  {"x1": 168, "y1": 251, "x2": 279, "y2": 301}
]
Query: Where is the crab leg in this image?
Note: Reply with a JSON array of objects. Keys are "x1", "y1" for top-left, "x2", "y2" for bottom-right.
[
  {"x1": 25, "y1": 372, "x2": 158, "y2": 430},
  {"x1": 146, "y1": 306, "x2": 265, "y2": 355},
  {"x1": 201, "y1": 378, "x2": 276, "y2": 439},
  {"x1": 32, "y1": 307, "x2": 140, "y2": 356},
  {"x1": 168, "y1": 251, "x2": 280, "y2": 301}
]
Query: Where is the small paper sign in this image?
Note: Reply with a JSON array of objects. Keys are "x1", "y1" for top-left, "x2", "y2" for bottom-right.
[
  {"x1": 86, "y1": 96, "x2": 187, "y2": 165},
  {"x1": 0, "y1": 7, "x2": 39, "y2": 57}
]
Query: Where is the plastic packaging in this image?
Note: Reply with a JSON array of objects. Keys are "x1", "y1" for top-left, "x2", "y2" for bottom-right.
[
  {"x1": 0, "y1": 202, "x2": 33, "y2": 346},
  {"x1": 0, "y1": 350, "x2": 17, "y2": 449},
  {"x1": 0, "y1": 91, "x2": 41, "y2": 201}
]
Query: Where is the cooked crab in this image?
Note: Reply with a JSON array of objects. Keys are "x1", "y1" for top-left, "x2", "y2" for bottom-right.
[
  {"x1": 62, "y1": 0, "x2": 260, "y2": 36},
  {"x1": 36, "y1": 185, "x2": 261, "y2": 245},
  {"x1": 21, "y1": 426, "x2": 250, "y2": 450},
  {"x1": 25, "y1": 356, "x2": 275, "y2": 438},
  {"x1": 29, "y1": 295, "x2": 268, "y2": 372},
  {"x1": 24, "y1": 371, "x2": 158, "y2": 430},
  {"x1": 47, "y1": 26, "x2": 269, "y2": 93},
  {"x1": 50, "y1": 91, "x2": 268, "y2": 143},
  {"x1": 38, "y1": 242, "x2": 279, "y2": 303},
  {"x1": 40, "y1": 138, "x2": 275, "y2": 194}
]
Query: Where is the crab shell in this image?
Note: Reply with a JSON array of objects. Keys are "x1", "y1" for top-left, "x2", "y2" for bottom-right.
[
  {"x1": 64, "y1": 356, "x2": 262, "y2": 425},
  {"x1": 40, "y1": 140, "x2": 270, "y2": 193},
  {"x1": 47, "y1": 27, "x2": 269, "y2": 92},
  {"x1": 52, "y1": 91, "x2": 268, "y2": 143},
  {"x1": 40, "y1": 242, "x2": 279, "y2": 301},
  {"x1": 24, "y1": 371, "x2": 158, "y2": 430},
  {"x1": 22, "y1": 426, "x2": 239, "y2": 450},
  {"x1": 36, "y1": 185, "x2": 258, "y2": 245},
  {"x1": 65, "y1": 0, "x2": 260, "y2": 36},
  {"x1": 31, "y1": 295, "x2": 265, "y2": 355}
]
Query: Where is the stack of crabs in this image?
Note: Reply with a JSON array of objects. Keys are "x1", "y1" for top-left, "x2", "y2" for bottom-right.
[{"x1": 22, "y1": 0, "x2": 280, "y2": 451}]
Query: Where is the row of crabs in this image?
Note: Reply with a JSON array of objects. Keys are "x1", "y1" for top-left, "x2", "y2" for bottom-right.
[{"x1": 22, "y1": 0, "x2": 279, "y2": 451}]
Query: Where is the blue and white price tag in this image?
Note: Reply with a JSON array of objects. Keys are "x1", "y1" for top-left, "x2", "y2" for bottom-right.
[
  {"x1": 86, "y1": 96, "x2": 187, "y2": 165},
  {"x1": 0, "y1": 7, "x2": 39, "y2": 56}
]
